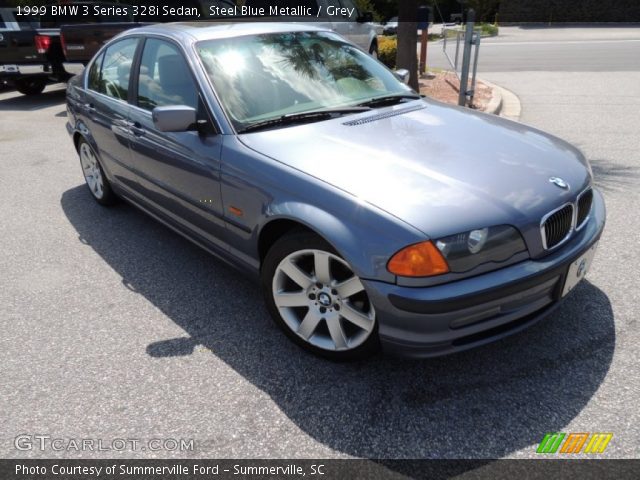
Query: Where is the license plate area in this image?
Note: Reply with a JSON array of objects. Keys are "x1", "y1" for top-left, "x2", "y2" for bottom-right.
[{"x1": 562, "y1": 242, "x2": 598, "y2": 297}]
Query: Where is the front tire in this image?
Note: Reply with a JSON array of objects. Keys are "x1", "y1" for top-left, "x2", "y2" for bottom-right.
[
  {"x1": 262, "y1": 231, "x2": 379, "y2": 361},
  {"x1": 369, "y1": 41, "x2": 379, "y2": 59},
  {"x1": 77, "y1": 138, "x2": 117, "y2": 206},
  {"x1": 15, "y1": 77, "x2": 47, "y2": 95}
]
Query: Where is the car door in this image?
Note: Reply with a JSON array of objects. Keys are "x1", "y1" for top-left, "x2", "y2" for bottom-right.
[
  {"x1": 83, "y1": 36, "x2": 140, "y2": 191},
  {"x1": 126, "y1": 36, "x2": 227, "y2": 251}
]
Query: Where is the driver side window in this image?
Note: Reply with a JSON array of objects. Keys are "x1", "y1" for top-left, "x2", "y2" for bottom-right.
[{"x1": 98, "y1": 37, "x2": 139, "y2": 101}]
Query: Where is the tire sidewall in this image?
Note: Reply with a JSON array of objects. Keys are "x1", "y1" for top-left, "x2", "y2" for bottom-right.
[
  {"x1": 369, "y1": 41, "x2": 379, "y2": 59},
  {"x1": 16, "y1": 77, "x2": 47, "y2": 95},
  {"x1": 77, "y1": 138, "x2": 117, "y2": 206}
]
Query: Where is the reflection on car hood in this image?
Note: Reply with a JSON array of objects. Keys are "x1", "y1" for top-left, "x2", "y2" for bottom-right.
[{"x1": 239, "y1": 99, "x2": 591, "y2": 238}]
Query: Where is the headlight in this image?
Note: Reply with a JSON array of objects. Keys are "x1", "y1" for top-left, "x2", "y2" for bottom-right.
[
  {"x1": 387, "y1": 241, "x2": 450, "y2": 277},
  {"x1": 435, "y1": 225, "x2": 527, "y2": 273}
]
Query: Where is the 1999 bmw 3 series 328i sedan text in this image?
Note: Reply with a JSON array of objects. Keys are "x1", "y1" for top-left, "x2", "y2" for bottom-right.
[{"x1": 66, "y1": 23, "x2": 605, "y2": 360}]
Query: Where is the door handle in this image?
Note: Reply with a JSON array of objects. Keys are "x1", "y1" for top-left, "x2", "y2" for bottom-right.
[
  {"x1": 84, "y1": 102, "x2": 95, "y2": 113},
  {"x1": 128, "y1": 121, "x2": 146, "y2": 137}
]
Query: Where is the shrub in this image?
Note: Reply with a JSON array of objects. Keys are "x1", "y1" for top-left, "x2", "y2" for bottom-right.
[
  {"x1": 478, "y1": 23, "x2": 499, "y2": 36},
  {"x1": 377, "y1": 35, "x2": 397, "y2": 69}
]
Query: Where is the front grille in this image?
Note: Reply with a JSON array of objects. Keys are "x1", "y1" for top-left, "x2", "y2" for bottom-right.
[
  {"x1": 542, "y1": 204, "x2": 574, "y2": 249},
  {"x1": 576, "y1": 188, "x2": 593, "y2": 229}
]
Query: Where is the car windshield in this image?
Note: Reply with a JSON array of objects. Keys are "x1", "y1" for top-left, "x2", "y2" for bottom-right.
[{"x1": 196, "y1": 31, "x2": 412, "y2": 131}]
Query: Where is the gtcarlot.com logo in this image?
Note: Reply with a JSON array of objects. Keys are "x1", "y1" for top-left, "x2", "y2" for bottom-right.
[{"x1": 15, "y1": 434, "x2": 194, "y2": 452}]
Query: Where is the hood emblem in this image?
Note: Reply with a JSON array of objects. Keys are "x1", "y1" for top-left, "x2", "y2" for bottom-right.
[
  {"x1": 549, "y1": 177, "x2": 569, "y2": 189},
  {"x1": 0, "y1": 34, "x2": 4, "y2": 42}
]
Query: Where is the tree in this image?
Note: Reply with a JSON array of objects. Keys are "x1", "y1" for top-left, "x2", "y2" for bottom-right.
[{"x1": 396, "y1": 0, "x2": 419, "y2": 91}]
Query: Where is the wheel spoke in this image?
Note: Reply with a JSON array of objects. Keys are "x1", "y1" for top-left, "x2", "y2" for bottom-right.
[
  {"x1": 274, "y1": 291, "x2": 309, "y2": 308},
  {"x1": 335, "y1": 276, "x2": 365, "y2": 299},
  {"x1": 341, "y1": 303, "x2": 374, "y2": 332},
  {"x1": 273, "y1": 247, "x2": 376, "y2": 353},
  {"x1": 94, "y1": 177, "x2": 103, "y2": 197},
  {"x1": 297, "y1": 310, "x2": 322, "y2": 340},
  {"x1": 280, "y1": 259, "x2": 313, "y2": 289},
  {"x1": 314, "y1": 251, "x2": 331, "y2": 285},
  {"x1": 327, "y1": 317, "x2": 347, "y2": 349}
]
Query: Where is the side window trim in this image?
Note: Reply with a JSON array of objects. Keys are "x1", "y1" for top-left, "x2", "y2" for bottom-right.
[
  {"x1": 131, "y1": 35, "x2": 219, "y2": 134},
  {"x1": 128, "y1": 36, "x2": 146, "y2": 106},
  {"x1": 87, "y1": 50, "x2": 105, "y2": 93},
  {"x1": 84, "y1": 36, "x2": 141, "y2": 103}
]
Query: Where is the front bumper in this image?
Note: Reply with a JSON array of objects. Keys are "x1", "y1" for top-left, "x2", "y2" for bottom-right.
[{"x1": 365, "y1": 188, "x2": 606, "y2": 358}]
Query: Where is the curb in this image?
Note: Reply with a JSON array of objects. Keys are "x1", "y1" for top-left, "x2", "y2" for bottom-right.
[
  {"x1": 483, "y1": 81, "x2": 503, "y2": 116},
  {"x1": 482, "y1": 79, "x2": 522, "y2": 121}
]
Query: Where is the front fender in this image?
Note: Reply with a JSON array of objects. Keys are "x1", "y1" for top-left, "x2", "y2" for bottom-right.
[{"x1": 260, "y1": 199, "x2": 417, "y2": 283}]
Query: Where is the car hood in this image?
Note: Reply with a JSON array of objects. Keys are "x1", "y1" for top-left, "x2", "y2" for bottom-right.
[{"x1": 239, "y1": 99, "x2": 591, "y2": 238}]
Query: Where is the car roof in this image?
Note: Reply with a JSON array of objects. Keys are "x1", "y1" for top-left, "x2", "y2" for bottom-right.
[{"x1": 129, "y1": 22, "x2": 329, "y2": 42}]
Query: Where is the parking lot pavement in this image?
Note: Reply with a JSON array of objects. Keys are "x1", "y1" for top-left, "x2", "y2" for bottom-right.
[{"x1": 0, "y1": 65, "x2": 637, "y2": 464}]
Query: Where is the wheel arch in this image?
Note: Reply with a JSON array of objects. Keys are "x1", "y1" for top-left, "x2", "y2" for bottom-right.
[
  {"x1": 72, "y1": 126, "x2": 116, "y2": 185},
  {"x1": 256, "y1": 201, "x2": 397, "y2": 283}
]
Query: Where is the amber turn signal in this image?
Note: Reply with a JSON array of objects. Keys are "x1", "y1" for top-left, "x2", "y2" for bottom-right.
[{"x1": 387, "y1": 241, "x2": 450, "y2": 277}]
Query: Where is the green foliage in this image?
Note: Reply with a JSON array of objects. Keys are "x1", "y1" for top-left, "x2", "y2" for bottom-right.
[
  {"x1": 478, "y1": 22, "x2": 499, "y2": 36},
  {"x1": 377, "y1": 36, "x2": 397, "y2": 69},
  {"x1": 354, "y1": 0, "x2": 383, "y2": 22},
  {"x1": 498, "y1": 0, "x2": 640, "y2": 22},
  {"x1": 370, "y1": 0, "x2": 399, "y2": 21},
  {"x1": 466, "y1": 0, "x2": 501, "y2": 22}
]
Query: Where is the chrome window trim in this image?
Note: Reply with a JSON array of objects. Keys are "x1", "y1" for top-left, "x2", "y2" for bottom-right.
[
  {"x1": 540, "y1": 202, "x2": 575, "y2": 251},
  {"x1": 84, "y1": 36, "x2": 141, "y2": 106},
  {"x1": 575, "y1": 186, "x2": 593, "y2": 232}
]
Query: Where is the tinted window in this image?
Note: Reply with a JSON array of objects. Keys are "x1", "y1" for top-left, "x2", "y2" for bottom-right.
[
  {"x1": 137, "y1": 38, "x2": 198, "y2": 111},
  {"x1": 99, "y1": 37, "x2": 139, "y2": 101},
  {"x1": 87, "y1": 52, "x2": 105, "y2": 92}
]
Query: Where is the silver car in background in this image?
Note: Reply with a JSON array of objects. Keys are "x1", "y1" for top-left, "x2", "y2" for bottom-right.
[{"x1": 66, "y1": 23, "x2": 605, "y2": 360}]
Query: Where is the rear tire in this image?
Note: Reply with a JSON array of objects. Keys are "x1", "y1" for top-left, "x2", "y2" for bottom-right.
[
  {"x1": 77, "y1": 138, "x2": 117, "y2": 206},
  {"x1": 15, "y1": 77, "x2": 47, "y2": 95},
  {"x1": 262, "y1": 230, "x2": 379, "y2": 361}
]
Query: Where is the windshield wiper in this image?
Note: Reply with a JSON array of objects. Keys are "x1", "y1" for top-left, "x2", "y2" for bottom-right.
[
  {"x1": 238, "y1": 107, "x2": 371, "y2": 134},
  {"x1": 357, "y1": 94, "x2": 422, "y2": 108}
]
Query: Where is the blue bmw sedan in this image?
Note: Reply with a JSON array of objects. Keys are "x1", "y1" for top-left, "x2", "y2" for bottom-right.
[{"x1": 66, "y1": 23, "x2": 605, "y2": 359}]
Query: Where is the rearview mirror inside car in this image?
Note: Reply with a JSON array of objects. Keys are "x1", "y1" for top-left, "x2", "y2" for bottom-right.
[{"x1": 152, "y1": 106, "x2": 197, "y2": 132}]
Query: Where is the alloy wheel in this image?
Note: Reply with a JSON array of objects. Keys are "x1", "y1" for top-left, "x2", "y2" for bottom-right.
[
  {"x1": 79, "y1": 142, "x2": 104, "y2": 200},
  {"x1": 272, "y1": 249, "x2": 375, "y2": 351}
]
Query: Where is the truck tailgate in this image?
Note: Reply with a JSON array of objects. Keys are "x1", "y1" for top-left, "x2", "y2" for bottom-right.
[
  {"x1": 0, "y1": 30, "x2": 46, "y2": 64},
  {"x1": 61, "y1": 23, "x2": 144, "y2": 63}
]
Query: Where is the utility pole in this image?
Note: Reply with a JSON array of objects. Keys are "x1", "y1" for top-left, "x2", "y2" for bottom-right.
[{"x1": 458, "y1": 8, "x2": 475, "y2": 106}]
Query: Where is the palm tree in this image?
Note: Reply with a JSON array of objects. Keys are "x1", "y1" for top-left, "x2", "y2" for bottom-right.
[{"x1": 396, "y1": 0, "x2": 419, "y2": 90}]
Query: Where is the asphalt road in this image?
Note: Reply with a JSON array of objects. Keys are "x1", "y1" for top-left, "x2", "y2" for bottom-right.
[
  {"x1": 1, "y1": 26, "x2": 638, "y2": 467},
  {"x1": 428, "y1": 25, "x2": 640, "y2": 72}
]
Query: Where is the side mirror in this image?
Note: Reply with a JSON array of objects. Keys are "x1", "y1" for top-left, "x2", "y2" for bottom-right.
[
  {"x1": 357, "y1": 11, "x2": 374, "y2": 23},
  {"x1": 152, "y1": 105, "x2": 197, "y2": 132},
  {"x1": 394, "y1": 69, "x2": 411, "y2": 85}
]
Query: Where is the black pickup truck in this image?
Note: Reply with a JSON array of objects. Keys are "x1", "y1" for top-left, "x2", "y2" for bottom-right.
[
  {"x1": 0, "y1": 7, "x2": 67, "y2": 95},
  {"x1": 0, "y1": 2, "x2": 139, "y2": 95}
]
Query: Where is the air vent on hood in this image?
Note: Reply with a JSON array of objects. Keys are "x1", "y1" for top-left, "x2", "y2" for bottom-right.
[{"x1": 342, "y1": 104, "x2": 426, "y2": 126}]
